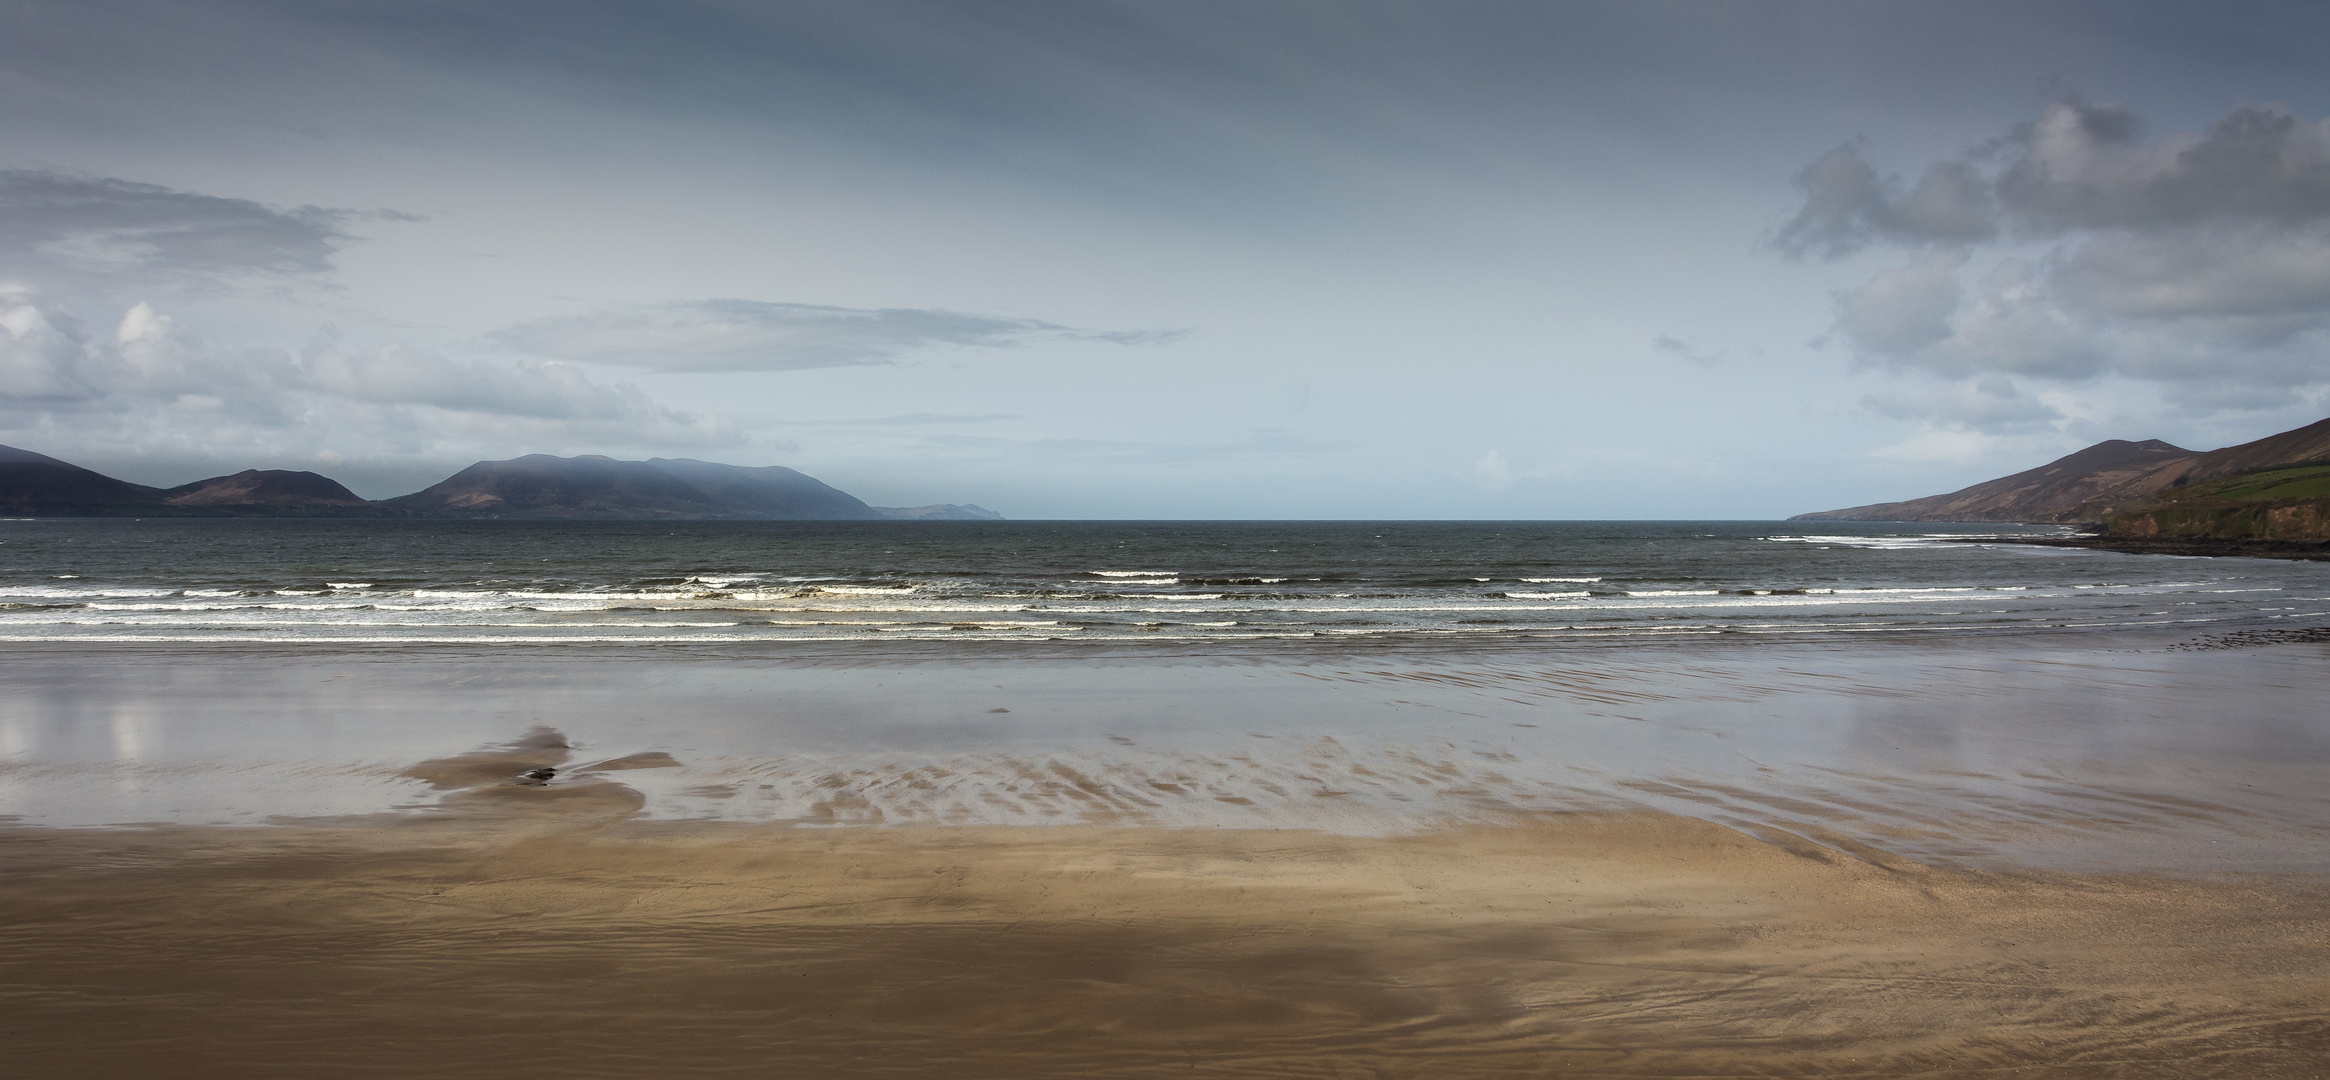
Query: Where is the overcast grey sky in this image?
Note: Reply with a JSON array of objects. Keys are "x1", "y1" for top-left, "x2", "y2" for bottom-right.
[{"x1": 3, "y1": 0, "x2": 2327, "y2": 516}]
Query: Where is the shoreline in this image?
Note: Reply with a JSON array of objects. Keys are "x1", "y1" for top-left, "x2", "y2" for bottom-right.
[
  {"x1": 1949, "y1": 532, "x2": 2330, "y2": 561},
  {"x1": 0, "y1": 602, "x2": 2308, "y2": 661}
]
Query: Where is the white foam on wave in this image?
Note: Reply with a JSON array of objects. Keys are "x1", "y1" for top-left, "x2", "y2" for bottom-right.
[
  {"x1": 1521, "y1": 577, "x2": 1600, "y2": 583},
  {"x1": 1091, "y1": 570, "x2": 1175, "y2": 578},
  {"x1": 1504, "y1": 591, "x2": 1589, "y2": 600},
  {"x1": 326, "y1": 582, "x2": 373, "y2": 590},
  {"x1": 682, "y1": 575, "x2": 758, "y2": 587},
  {"x1": 1767, "y1": 532, "x2": 2082, "y2": 552},
  {"x1": 1625, "y1": 589, "x2": 1720, "y2": 597},
  {"x1": 2, "y1": 586, "x2": 174, "y2": 600}
]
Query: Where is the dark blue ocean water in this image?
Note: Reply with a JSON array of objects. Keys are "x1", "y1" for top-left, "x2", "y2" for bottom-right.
[{"x1": 2, "y1": 518, "x2": 2325, "y2": 645}]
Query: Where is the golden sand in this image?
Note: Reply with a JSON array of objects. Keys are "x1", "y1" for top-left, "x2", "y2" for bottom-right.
[{"x1": 4, "y1": 776, "x2": 2324, "y2": 1078}]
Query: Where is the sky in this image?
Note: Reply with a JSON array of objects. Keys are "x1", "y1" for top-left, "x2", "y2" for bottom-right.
[{"x1": 2, "y1": 0, "x2": 2328, "y2": 518}]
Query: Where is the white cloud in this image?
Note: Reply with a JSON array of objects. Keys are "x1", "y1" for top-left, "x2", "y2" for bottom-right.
[
  {"x1": 2055, "y1": 221, "x2": 2330, "y2": 323},
  {"x1": 1835, "y1": 249, "x2": 1965, "y2": 358},
  {"x1": 1473, "y1": 448, "x2": 1512, "y2": 488},
  {"x1": 0, "y1": 298, "x2": 737, "y2": 464},
  {"x1": 1869, "y1": 428, "x2": 2007, "y2": 464},
  {"x1": 1862, "y1": 375, "x2": 2062, "y2": 434},
  {"x1": 488, "y1": 298, "x2": 1183, "y2": 373}
]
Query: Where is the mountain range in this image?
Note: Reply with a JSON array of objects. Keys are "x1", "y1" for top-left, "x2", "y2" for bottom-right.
[
  {"x1": 1794, "y1": 415, "x2": 2330, "y2": 542},
  {"x1": 0, "y1": 446, "x2": 1001, "y2": 521}
]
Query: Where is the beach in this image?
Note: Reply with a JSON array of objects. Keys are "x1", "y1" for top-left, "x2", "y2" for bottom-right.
[
  {"x1": 6, "y1": 803, "x2": 2325, "y2": 1077},
  {"x1": 5, "y1": 628, "x2": 2329, "y2": 1077},
  {"x1": 5, "y1": 521, "x2": 2329, "y2": 1075}
]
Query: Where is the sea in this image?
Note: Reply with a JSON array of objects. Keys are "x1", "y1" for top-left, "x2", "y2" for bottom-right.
[
  {"x1": 2, "y1": 518, "x2": 2326, "y2": 647},
  {"x1": 6, "y1": 517, "x2": 2330, "y2": 871}
]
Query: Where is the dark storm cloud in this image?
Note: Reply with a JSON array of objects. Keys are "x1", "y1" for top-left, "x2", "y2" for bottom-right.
[
  {"x1": 488, "y1": 300, "x2": 1179, "y2": 373},
  {"x1": 1787, "y1": 98, "x2": 2330, "y2": 420},
  {"x1": 1775, "y1": 145, "x2": 1997, "y2": 257},
  {"x1": 1998, "y1": 99, "x2": 2330, "y2": 233},
  {"x1": 1778, "y1": 100, "x2": 2330, "y2": 259},
  {"x1": 0, "y1": 170, "x2": 352, "y2": 281},
  {"x1": 28, "y1": 0, "x2": 2292, "y2": 225}
]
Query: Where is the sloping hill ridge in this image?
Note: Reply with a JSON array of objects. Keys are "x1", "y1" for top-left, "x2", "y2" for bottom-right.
[
  {"x1": 1793, "y1": 416, "x2": 2330, "y2": 533},
  {"x1": 384, "y1": 455, "x2": 800, "y2": 519},
  {"x1": 2176, "y1": 416, "x2": 2330, "y2": 486},
  {"x1": 386, "y1": 454, "x2": 906, "y2": 520},
  {"x1": 646, "y1": 458, "x2": 883, "y2": 520},
  {"x1": 0, "y1": 444, "x2": 166, "y2": 514},
  {"x1": 1790, "y1": 439, "x2": 2195, "y2": 523},
  {"x1": 162, "y1": 470, "x2": 396, "y2": 516}
]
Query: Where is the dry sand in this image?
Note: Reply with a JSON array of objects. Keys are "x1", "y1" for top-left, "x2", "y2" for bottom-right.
[{"x1": 4, "y1": 760, "x2": 2326, "y2": 1079}]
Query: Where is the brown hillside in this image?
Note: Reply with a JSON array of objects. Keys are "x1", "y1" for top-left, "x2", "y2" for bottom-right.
[{"x1": 1790, "y1": 439, "x2": 2193, "y2": 523}]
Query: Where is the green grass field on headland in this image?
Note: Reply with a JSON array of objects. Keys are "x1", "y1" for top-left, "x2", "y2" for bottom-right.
[{"x1": 2109, "y1": 462, "x2": 2330, "y2": 542}]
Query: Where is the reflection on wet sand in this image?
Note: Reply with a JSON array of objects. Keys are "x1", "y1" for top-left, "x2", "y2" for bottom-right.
[
  {"x1": 6, "y1": 638, "x2": 2329, "y2": 874},
  {"x1": 4, "y1": 635, "x2": 2328, "y2": 1075},
  {"x1": 4, "y1": 749, "x2": 2325, "y2": 1079}
]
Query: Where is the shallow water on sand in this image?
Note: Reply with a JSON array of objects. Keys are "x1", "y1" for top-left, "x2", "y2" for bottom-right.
[{"x1": 4, "y1": 630, "x2": 2325, "y2": 874}]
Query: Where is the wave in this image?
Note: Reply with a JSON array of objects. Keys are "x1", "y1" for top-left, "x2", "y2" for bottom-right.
[{"x1": 2, "y1": 518, "x2": 2310, "y2": 647}]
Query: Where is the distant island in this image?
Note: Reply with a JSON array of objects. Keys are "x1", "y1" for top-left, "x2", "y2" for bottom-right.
[
  {"x1": 1794, "y1": 416, "x2": 2330, "y2": 555},
  {"x1": 0, "y1": 445, "x2": 1002, "y2": 521}
]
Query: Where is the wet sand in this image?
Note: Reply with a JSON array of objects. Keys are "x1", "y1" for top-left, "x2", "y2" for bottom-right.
[
  {"x1": 5, "y1": 635, "x2": 2329, "y2": 1076},
  {"x1": 5, "y1": 799, "x2": 2325, "y2": 1078}
]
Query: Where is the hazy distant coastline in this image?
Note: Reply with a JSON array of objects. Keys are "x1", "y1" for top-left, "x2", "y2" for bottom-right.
[{"x1": 0, "y1": 444, "x2": 1000, "y2": 521}]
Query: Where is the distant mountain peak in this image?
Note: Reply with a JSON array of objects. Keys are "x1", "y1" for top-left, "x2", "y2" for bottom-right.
[
  {"x1": 382, "y1": 453, "x2": 934, "y2": 520},
  {"x1": 1, "y1": 445, "x2": 998, "y2": 521},
  {"x1": 165, "y1": 469, "x2": 376, "y2": 509},
  {"x1": 0, "y1": 443, "x2": 165, "y2": 513}
]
